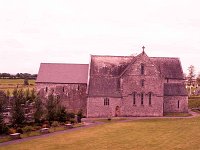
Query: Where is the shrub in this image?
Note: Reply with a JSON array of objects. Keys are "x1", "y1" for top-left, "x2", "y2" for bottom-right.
[
  {"x1": 51, "y1": 121, "x2": 59, "y2": 127},
  {"x1": 34, "y1": 126, "x2": 42, "y2": 130},
  {"x1": 52, "y1": 121, "x2": 59, "y2": 132},
  {"x1": 70, "y1": 118, "x2": 75, "y2": 124},
  {"x1": 16, "y1": 127, "x2": 23, "y2": 134},
  {"x1": 22, "y1": 126, "x2": 34, "y2": 133},
  {"x1": 8, "y1": 128, "x2": 16, "y2": 134},
  {"x1": 1, "y1": 125, "x2": 9, "y2": 134},
  {"x1": 66, "y1": 112, "x2": 75, "y2": 121},
  {"x1": 77, "y1": 110, "x2": 83, "y2": 123}
]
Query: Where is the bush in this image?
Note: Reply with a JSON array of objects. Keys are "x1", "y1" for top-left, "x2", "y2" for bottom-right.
[
  {"x1": 51, "y1": 121, "x2": 59, "y2": 127},
  {"x1": 16, "y1": 127, "x2": 23, "y2": 134},
  {"x1": 8, "y1": 128, "x2": 16, "y2": 134},
  {"x1": 0, "y1": 125, "x2": 9, "y2": 134},
  {"x1": 22, "y1": 126, "x2": 34, "y2": 133},
  {"x1": 70, "y1": 118, "x2": 75, "y2": 124},
  {"x1": 77, "y1": 110, "x2": 83, "y2": 123},
  {"x1": 66, "y1": 112, "x2": 75, "y2": 121}
]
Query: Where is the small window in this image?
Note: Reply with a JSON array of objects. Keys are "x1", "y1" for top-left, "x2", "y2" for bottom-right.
[
  {"x1": 104, "y1": 98, "x2": 109, "y2": 106},
  {"x1": 63, "y1": 87, "x2": 65, "y2": 92},
  {"x1": 77, "y1": 85, "x2": 80, "y2": 91},
  {"x1": 141, "y1": 80, "x2": 145, "y2": 87},
  {"x1": 149, "y1": 92, "x2": 152, "y2": 105},
  {"x1": 178, "y1": 100, "x2": 180, "y2": 108},
  {"x1": 133, "y1": 92, "x2": 136, "y2": 105},
  {"x1": 141, "y1": 93, "x2": 144, "y2": 105},
  {"x1": 45, "y1": 87, "x2": 48, "y2": 92},
  {"x1": 141, "y1": 64, "x2": 144, "y2": 75}
]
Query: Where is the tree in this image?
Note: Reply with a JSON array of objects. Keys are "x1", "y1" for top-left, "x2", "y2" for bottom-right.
[
  {"x1": 187, "y1": 65, "x2": 196, "y2": 86},
  {"x1": 0, "y1": 91, "x2": 7, "y2": 133},
  {"x1": 34, "y1": 95, "x2": 44, "y2": 123},
  {"x1": 196, "y1": 73, "x2": 200, "y2": 86},
  {"x1": 56, "y1": 106, "x2": 67, "y2": 122},
  {"x1": 187, "y1": 65, "x2": 196, "y2": 96},
  {"x1": 11, "y1": 89, "x2": 26, "y2": 126},
  {"x1": 30, "y1": 88, "x2": 36, "y2": 102},
  {"x1": 45, "y1": 94, "x2": 58, "y2": 123}
]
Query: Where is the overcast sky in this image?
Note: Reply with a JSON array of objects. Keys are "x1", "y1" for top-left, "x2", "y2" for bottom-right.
[{"x1": 0, "y1": 0, "x2": 200, "y2": 75}]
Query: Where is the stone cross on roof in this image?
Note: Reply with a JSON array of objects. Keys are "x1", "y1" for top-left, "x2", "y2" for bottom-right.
[{"x1": 142, "y1": 46, "x2": 145, "y2": 54}]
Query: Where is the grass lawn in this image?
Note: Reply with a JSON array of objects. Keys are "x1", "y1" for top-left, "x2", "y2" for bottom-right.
[{"x1": 1, "y1": 117, "x2": 200, "y2": 150}]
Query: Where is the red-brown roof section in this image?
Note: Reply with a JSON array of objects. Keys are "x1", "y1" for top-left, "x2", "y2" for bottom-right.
[{"x1": 36, "y1": 63, "x2": 89, "y2": 84}]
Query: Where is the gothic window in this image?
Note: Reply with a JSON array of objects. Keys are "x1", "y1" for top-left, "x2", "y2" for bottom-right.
[
  {"x1": 141, "y1": 64, "x2": 144, "y2": 75},
  {"x1": 104, "y1": 98, "x2": 110, "y2": 106},
  {"x1": 178, "y1": 100, "x2": 180, "y2": 108},
  {"x1": 63, "y1": 87, "x2": 65, "y2": 92},
  {"x1": 149, "y1": 92, "x2": 152, "y2": 105},
  {"x1": 141, "y1": 93, "x2": 144, "y2": 105},
  {"x1": 141, "y1": 79, "x2": 145, "y2": 87},
  {"x1": 77, "y1": 85, "x2": 80, "y2": 91},
  {"x1": 133, "y1": 92, "x2": 136, "y2": 105}
]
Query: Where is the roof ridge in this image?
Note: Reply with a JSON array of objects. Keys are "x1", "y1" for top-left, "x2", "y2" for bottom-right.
[
  {"x1": 150, "y1": 57, "x2": 180, "y2": 59},
  {"x1": 41, "y1": 63, "x2": 88, "y2": 65},
  {"x1": 91, "y1": 55, "x2": 132, "y2": 58}
]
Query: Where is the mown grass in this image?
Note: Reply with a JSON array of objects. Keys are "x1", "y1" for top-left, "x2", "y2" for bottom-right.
[
  {"x1": 95, "y1": 118, "x2": 127, "y2": 123},
  {"x1": 1, "y1": 117, "x2": 200, "y2": 150},
  {"x1": 164, "y1": 112, "x2": 191, "y2": 117}
]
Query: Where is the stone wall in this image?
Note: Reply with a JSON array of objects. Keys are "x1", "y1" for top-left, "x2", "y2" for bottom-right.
[
  {"x1": 36, "y1": 83, "x2": 87, "y2": 115},
  {"x1": 121, "y1": 95, "x2": 163, "y2": 116},
  {"x1": 87, "y1": 97, "x2": 121, "y2": 117},
  {"x1": 163, "y1": 96, "x2": 188, "y2": 113},
  {"x1": 120, "y1": 53, "x2": 164, "y2": 116}
]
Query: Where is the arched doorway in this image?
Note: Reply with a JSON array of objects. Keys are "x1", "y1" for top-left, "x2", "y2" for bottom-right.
[{"x1": 115, "y1": 106, "x2": 120, "y2": 117}]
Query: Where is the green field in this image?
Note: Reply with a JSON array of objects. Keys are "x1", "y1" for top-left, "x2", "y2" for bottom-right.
[
  {"x1": 0, "y1": 79, "x2": 35, "y2": 93},
  {"x1": 1, "y1": 117, "x2": 200, "y2": 150}
]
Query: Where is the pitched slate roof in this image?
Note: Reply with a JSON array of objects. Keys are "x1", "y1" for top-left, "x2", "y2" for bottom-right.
[
  {"x1": 36, "y1": 63, "x2": 89, "y2": 84},
  {"x1": 88, "y1": 54, "x2": 185, "y2": 97},
  {"x1": 88, "y1": 76, "x2": 121, "y2": 97},
  {"x1": 87, "y1": 55, "x2": 133, "y2": 97},
  {"x1": 90, "y1": 55, "x2": 133, "y2": 76},
  {"x1": 164, "y1": 83, "x2": 188, "y2": 96},
  {"x1": 150, "y1": 57, "x2": 184, "y2": 79}
]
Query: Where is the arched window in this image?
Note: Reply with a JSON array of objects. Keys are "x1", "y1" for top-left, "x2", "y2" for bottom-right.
[
  {"x1": 104, "y1": 98, "x2": 110, "y2": 106},
  {"x1": 63, "y1": 87, "x2": 65, "y2": 92},
  {"x1": 141, "y1": 79, "x2": 145, "y2": 87},
  {"x1": 133, "y1": 92, "x2": 136, "y2": 105},
  {"x1": 141, "y1": 64, "x2": 144, "y2": 75},
  {"x1": 178, "y1": 100, "x2": 180, "y2": 108},
  {"x1": 149, "y1": 92, "x2": 152, "y2": 105},
  {"x1": 45, "y1": 87, "x2": 48, "y2": 92},
  {"x1": 141, "y1": 93, "x2": 144, "y2": 105}
]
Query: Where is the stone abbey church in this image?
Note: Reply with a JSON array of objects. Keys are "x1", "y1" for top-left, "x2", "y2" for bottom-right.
[{"x1": 36, "y1": 48, "x2": 188, "y2": 117}]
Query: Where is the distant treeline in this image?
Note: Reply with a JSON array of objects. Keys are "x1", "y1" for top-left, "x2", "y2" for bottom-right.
[{"x1": 0, "y1": 73, "x2": 37, "y2": 79}]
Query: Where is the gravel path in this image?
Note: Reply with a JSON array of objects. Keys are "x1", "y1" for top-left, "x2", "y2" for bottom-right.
[{"x1": 0, "y1": 110, "x2": 199, "y2": 147}]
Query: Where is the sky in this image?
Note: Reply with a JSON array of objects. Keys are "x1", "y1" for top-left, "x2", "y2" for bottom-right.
[{"x1": 0, "y1": 0, "x2": 200, "y2": 75}]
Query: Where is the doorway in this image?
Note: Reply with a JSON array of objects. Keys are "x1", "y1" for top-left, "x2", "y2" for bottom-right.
[{"x1": 115, "y1": 106, "x2": 120, "y2": 117}]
